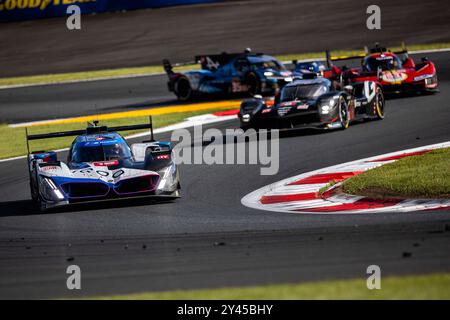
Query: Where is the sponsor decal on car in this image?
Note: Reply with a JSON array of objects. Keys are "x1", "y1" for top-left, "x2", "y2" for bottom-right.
[
  {"x1": 93, "y1": 160, "x2": 119, "y2": 166},
  {"x1": 40, "y1": 166, "x2": 60, "y2": 171},
  {"x1": 382, "y1": 70, "x2": 407, "y2": 83}
]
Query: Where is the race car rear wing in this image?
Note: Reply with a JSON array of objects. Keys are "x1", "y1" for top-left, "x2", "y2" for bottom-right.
[
  {"x1": 25, "y1": 117, "x2": 155, "y2": 155},
  {"x1": 163, "y1": 53, "x2": 240, "y2": 74},
  {"x1": 162, "y1": 59, "x2": 196, "y2": 75},
  {"x1": 326, "y1": 42, "x2": 409, "y2": 67},
  {"x1": 163, "y1": 49, "x2": 264, "y2": 74}
]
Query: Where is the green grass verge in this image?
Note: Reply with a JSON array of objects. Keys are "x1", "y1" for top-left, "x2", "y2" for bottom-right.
[
  {"x1": 342, "y1": 148, "x2": 450, "y2": 198},
  {"x1": 1, "y1": 43, "x2": 449, "y2": 87},
  {"x1": 319, "y1": 180, "x2": 337, "y2": 195},
  {"x1": 90, "y1": 273, "x2": 450, "y2": 300},
  {"x1": 0, "y1": 108, "x2": 234, "y2": 160}
]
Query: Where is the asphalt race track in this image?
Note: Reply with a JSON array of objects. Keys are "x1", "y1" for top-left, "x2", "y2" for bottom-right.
[
  {"x1": 0, "y1": 52, "x2": 449, "y2": 299},
  {"x1": 0, "y1": 73, "x2": 175, "y2": 123},
  {"x1": 1, "y1": 0, "x2": 450, "y2": 77},
  {"x1": 1, "y1": 52, "x2": 449, "y2": 123}
]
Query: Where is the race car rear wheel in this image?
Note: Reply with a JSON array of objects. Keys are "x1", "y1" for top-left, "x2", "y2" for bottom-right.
[
  {"x1": 175, "y1": 76, "x2": 192, "y2": 101},
  {"x1": 374, "y1": 89, "x2": 385, "y2": 120},
  {"x1": 246, "y1": 72, "x2": 261, "y2": 96},
  {"x1": 338, "y1": 96, "x2": 350, "y2": 129}
]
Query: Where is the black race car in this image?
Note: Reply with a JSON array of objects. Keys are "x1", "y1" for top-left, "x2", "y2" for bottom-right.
[{"x1": 239, "y1": 74, "x2": 385, "y2": 130}]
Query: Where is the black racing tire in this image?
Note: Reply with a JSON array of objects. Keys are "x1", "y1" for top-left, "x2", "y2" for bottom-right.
[
  {"x1": 338, "y1": 96, "x2": 350, "y2": 129},
  {"x1": 374, "y1": 88, "x2": 385, "y2": 120},
  {"x1": 32, "y1": 194, "x2": 46, "y2": 212},
  {"x1": 174, "y1": 76, "x2": 192, "y2": 101},
  {"x1": 30, "y1": 170, "x2": 39, "y2": 202},
  {"x1": 30, "y1": 182, "x2": 38, "y2": 202},
  {"x1": 30, "y1": 171, "x2": 47, "y2": 212},
  {"x1": 245, "y1": 72, "x2": 261, "y2": 96}
]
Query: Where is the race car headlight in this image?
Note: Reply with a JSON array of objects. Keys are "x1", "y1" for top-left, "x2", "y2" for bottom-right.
[
  {"x1": 157, "y1": 164, "x2": 177, "y2": 192},
  {"x1": 414, "y1": 74, "x2": 434, "y2": 81},
  {"x1": 264, "y1": 71, "x2": 274, "y2": 77},
  {"x1": 157, "y1": 168, "x2": 169, "y2": 191},
  {"x1": 43, "y1": 177, "x2": 65, "y2": 200},
  {"x1": 242, "y1": 114, "x2": 251, "y2": 122}
]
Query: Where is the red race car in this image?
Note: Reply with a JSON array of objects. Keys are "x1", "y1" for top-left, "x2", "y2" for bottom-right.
[{"x1": 323, "y1": 44, "x2": 439, "y2": 95}]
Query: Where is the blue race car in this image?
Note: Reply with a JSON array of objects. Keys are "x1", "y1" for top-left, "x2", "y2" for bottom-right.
[
  {"x1": 27, "y1": 120, "x2": 180, "y2": 211},
  {"x1": 293, "y1": 60, "x2": 327, "y2": 76},
  {"x1": 163, "y1": 49, "x2": 296, "y2": 100}
]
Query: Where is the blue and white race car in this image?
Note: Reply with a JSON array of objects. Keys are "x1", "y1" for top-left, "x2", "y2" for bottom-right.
[
  {"x1": 293, "y1": 60, "x2": 327, "y2": 76},
  {"x1": 27, "y1": 120, "x2": 180, "y2": 211},
  {"x1": 163, "y1": 49, "x2": 297, "y2": 100}
]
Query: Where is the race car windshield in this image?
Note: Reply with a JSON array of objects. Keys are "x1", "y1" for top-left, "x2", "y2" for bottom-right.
[
  {"x1": 71, "y1": 143, "x2": 132, "y2": 163},
  {"x1": 364, "y1": 55, "x2": 402, "y2": 71},
  {"x1": 281, "y1": 84, "x2": 328, "y2": 101}
]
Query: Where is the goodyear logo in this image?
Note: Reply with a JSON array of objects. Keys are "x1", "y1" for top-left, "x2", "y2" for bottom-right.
[{"x1": 0, "y1": 0, "x2": 96, "y2": 11}]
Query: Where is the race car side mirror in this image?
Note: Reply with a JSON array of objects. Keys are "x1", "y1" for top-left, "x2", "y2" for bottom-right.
[
  {"x1": 402, "y1": 57, "x2": 415, "y2": 69},
  {"x1": 421, "y1": 57, "x2": 429, "y2": 63},
  {"x1": 377, "y1": 66, "x2": 383, "y2": 81}
]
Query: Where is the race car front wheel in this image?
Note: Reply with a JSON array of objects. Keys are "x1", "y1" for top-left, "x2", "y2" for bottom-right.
[
  {"x1": 338, "y1": 96, "x2": 350, "y2": 129},
  {"x1": 374, "y1": 89, "x2": 385, "y2": 120},
  {"x1": 30, "y1": 170, "x2": 39, "y2": 202},
  {"x1": 175, "y1": 77, "x2": 192, "y2": 101}
]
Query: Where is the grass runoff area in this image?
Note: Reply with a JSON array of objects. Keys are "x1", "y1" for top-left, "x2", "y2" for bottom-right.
[
  {"x1": 343, "y1": 148, "x2": 450, "y2": 199},
  {"x1": 91, "y1": 273, "x2": 450, "y2": 299},
  {"x1": 1, "y1": 43, "x2": 449, "y2": 88},
  {"x1": 0, "y1": 107, "x2": 237, "y2": 160}
]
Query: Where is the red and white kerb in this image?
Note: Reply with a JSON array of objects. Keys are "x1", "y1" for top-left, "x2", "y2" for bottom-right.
[{"x1": 241, "y1": 142, "x2": 450, "y2": 214}]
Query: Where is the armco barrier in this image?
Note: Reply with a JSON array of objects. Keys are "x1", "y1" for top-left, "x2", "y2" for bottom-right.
[{"x1": 0, "y1": 0, "x2": 221, "y2": 22}]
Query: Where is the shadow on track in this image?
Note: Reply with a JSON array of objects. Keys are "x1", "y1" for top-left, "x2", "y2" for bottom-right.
[
  {"x1": 384, "y1": 90, "x2": 439, "y2": 100},
  {"x1": 0, "y1": 197, "x2": 177, "y2": 217}
]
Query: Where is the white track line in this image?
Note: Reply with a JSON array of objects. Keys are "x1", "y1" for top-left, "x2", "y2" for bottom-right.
[
  {"x1": 0, "y1": 73, "x2": 166, "y2": 90},
  {"x1": 0, "y1": 113, "x2": 236, "y2": 163}
]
